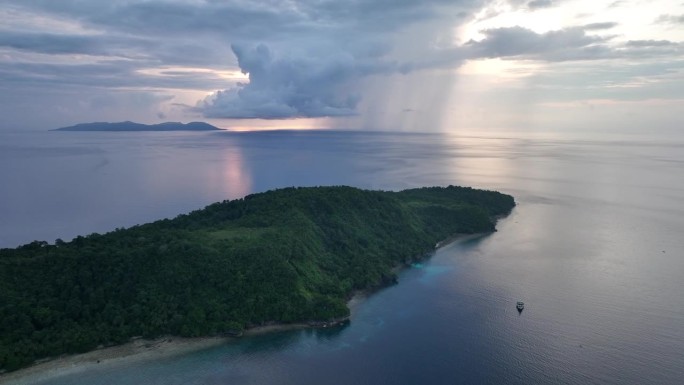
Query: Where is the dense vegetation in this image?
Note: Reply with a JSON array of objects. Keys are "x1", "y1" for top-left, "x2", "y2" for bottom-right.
[{"x1": 0, "y1": 185, "x2": 514, "y2": 372}]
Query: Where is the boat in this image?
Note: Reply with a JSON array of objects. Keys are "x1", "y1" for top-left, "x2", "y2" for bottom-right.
[{"x1": 516, "y1": 301, "x2": 525, "y2": 312}]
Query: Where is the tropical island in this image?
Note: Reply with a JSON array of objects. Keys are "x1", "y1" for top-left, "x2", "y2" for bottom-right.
[
  {"x1": 0, "y1": 185, "x2": 514, "y2": 372},
  {"x1": 51, "y1": 121, "x2": 221, "y2": 132}
]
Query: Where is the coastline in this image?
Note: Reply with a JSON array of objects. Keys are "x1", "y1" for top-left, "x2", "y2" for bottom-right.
[
  {"x1": 0, "y1": 323, "x2": 315, "y2": 385},
  {"x1": 0, "y1": 336, "x2": 226, "y2": 385},
  {"x1": 0, "y1": 232, "x2": 488, "y2": 385}
]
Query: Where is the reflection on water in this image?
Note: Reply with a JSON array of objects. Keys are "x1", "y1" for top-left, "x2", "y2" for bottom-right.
[
  {"x1": 1, "y1": 129, "x2": 684, "y2": 384},
  {"x1": 0, "y1": 132, "x2": 254, "y2": 247},
  {"x1": 208, "y1": 144, "x2": 252, "y2": 202}
]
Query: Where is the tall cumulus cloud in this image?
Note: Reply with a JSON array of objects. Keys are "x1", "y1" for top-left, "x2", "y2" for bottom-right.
[
  {"x1": 198, "y1": 44, "x2": 371, "y2": 119},
  {"x1": 2, "y1": 0, "x2": 683, "y2": 128}
]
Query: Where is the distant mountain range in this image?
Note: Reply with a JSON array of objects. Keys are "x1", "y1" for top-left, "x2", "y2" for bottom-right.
[{"x1": 52, "y1": 121, "x2": 221, "y2": 132}]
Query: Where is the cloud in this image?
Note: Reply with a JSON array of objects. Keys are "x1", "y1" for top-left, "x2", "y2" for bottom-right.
[
  {"x1": 197, "y1": 43, "x2": 382, "y2": 119},
  {"x1": 1, "y1": 0, "x2": 683, "y2": 129},
  {"x1": 656, "y1": 14, "x2": 684, "y2": 25},
  {"x1": 2, "y1": 0, "x2": 484, "y2": 122},
  {"x1": 9, "y1": 0, "x2": 476, "y2": 46},
  {"x1": 461, "y1": 24, "x2": 684, "y2": 62},
  {"x1": 626, "y1": 40, "x2": 678, "y2": 47},
  {"x1": 179, "y1": 1, "x2": 484, "y2": 119},
  {"x1": 0, "y1": 58, "x2": 230, "y2": 92},
  {"x1": 464, "y1": 26, "x2": 608, "y2": 60},
  {"x1": 0, "y1": 30, "x2": 150, "y2": 57},
  {"x1": 527, "y1": 0, "x2": 554, "y2": 10},
  {"x1": 619, "y1": 40, "x2": 684, "y2": 59},
  {"x1": 583, "y1": 22, "x2": 619, "y2": 30}
]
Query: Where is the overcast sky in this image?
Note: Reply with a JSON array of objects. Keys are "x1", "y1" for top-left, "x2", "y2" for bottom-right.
[{"x1": 1, "y1": 0, "x2": 682, "y2": 133}]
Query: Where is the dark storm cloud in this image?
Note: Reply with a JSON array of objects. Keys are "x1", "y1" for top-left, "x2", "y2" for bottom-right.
[
  {"x1": 150, "y1": 0, "x2": 484, "y2": 119},
  {"x1": 3, "y1": 0, "x2": 483, "y2": 121},
  {"x1": 2, "y1": 0, "x2": 683, "y2": 125},
  {"x1": 198, "y1": 15, "x2": 684, "y2": 119},
  {"x1": 197, "y1": 43, "x2": 388, "y2": 119}
]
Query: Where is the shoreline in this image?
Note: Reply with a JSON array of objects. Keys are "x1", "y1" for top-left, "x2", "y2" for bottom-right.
[
  {"x1": 0, "y1": 336, "x2": 226, "y2": 385},
  {"x1": 0, "y1": 232, "x2": 488, "y2": 385},
  {"x1": 0, "y1": 322, "x2": 318, "y2": 385}
]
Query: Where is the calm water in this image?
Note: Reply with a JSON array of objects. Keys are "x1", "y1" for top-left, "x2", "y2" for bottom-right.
[{"x1": 1, "y1": 129, "x2": 683, "y2": 384}]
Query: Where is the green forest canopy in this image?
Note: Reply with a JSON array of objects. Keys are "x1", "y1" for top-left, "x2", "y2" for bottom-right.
[{"x1": 0, "y1": 185, "x2": 514, "y2": 372}]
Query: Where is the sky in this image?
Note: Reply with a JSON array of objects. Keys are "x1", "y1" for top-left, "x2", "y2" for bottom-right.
[{"x1": 1, "y1": 0, "x2": 683, "y2": 133}]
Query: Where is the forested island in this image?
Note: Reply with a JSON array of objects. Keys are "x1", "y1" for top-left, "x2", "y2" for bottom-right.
[
  {"x1": 52, "y1": 121, "x2": 221, "y2": 132},
  {"x1": 0, "y1": 186, "x2": 514, "y2": 372}
]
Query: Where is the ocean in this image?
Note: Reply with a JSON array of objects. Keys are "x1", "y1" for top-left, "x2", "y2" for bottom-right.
[{"x1": 1, "y1": 129, "x2": 683, "y2": 384}]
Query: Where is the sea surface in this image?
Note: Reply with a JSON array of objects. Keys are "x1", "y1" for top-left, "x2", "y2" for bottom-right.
[{"x1": 1, "y1": 129, "x2": 683, "y2": 384}]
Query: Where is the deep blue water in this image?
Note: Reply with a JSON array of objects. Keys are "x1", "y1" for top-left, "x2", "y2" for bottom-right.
[{"x1": 1, "y1": 129, "x2": 683, "y2": 384}]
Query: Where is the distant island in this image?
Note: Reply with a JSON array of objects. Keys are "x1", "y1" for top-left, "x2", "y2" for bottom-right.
[
  {"x1": 52, "y1": 121, "x2": 221, "y2": 132},
  {"x1": 0, "y1": 186, "x2": 514, "y2": 372}
]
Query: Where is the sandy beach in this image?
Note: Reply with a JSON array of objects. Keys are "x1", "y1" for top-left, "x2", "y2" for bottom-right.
[
  {"x1": 0, "y1": 336, "x2": 226, "y2": 385},
  {"x1": 0, "y1": 323, "x2": 315, "y2": 385}
]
